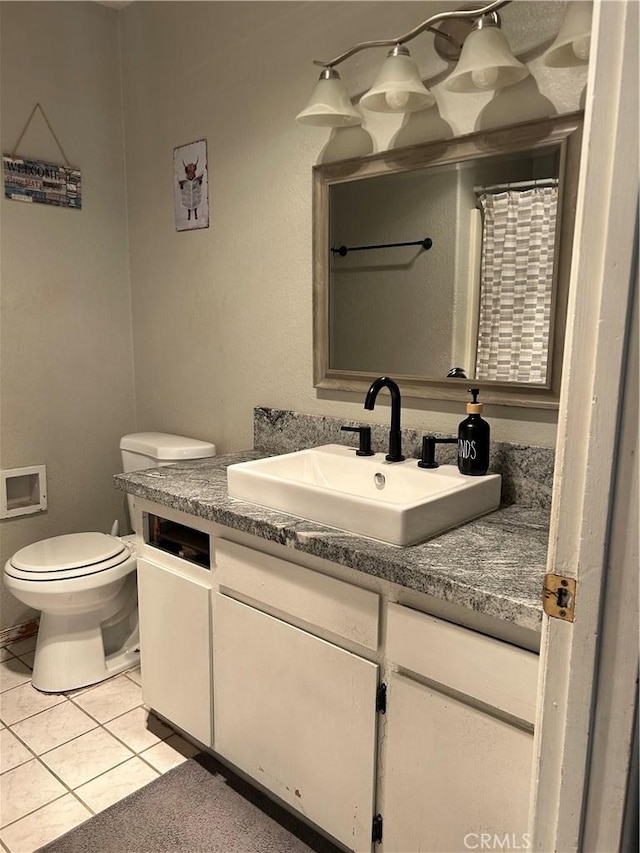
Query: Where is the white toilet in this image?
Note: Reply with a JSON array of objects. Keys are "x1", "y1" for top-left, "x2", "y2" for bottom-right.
[{"x1": 4, "y1": 432, "x2": 216, "y2": 693}]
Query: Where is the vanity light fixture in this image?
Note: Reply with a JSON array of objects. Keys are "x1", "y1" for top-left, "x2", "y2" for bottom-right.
[
  {"x1": 542, "y1": 1, "x2": 592, "y2": 66},
  {"x1": 295, "y1": 67, "x2": 363, "y2": 127},
  {"x1": 444, "y1": 11, "x2": 528, "y2": 92},
  {"x1": 359, "y1": 45, "x2": 436, "y2": 114},
  {"x1": 295, "y1": 0, "x2": 523, "y2": 127}
]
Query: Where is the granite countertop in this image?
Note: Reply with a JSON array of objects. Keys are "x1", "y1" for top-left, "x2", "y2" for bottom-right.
[{"x1": 115, "y1": 452, "x2": 549, "y2": 632}]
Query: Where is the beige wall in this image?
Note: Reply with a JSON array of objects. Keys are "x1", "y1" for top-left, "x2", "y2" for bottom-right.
[
  {"x1": 120, "y1": 1, "x2": 587, "y2": 455},
  {"x1": 0, "y1": 2, "x2": 136, "y2": 629}
]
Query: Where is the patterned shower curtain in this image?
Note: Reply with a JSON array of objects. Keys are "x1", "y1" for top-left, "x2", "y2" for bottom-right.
[{"x1": 475, "y1": 186, "x2": 558, "y2": 383}]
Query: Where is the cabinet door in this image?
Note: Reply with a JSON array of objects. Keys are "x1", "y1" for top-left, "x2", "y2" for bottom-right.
[
  {"x1": 213, "y1": 593, "x2": 378, "y2": 852},
  {"x1": 382, "y1": 672, "x2": 533, "y2": 853},
  {"x1": 137, "y1": 558, "x2": 212, "y2": 746}
]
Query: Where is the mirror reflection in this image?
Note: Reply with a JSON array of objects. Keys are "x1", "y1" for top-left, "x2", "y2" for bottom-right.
[{"x1": 313, "y1": 113, "x2": 583, "y2": 407}]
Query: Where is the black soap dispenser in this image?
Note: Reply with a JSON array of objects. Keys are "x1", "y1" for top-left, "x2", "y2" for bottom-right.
[{"x1": 458, "y1": 388, "x2": 490, "y2": 476}]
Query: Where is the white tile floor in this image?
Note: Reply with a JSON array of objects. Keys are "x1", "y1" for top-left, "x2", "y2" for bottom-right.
[{"x1": 0, "y1": 635, "x2": 198, "y2": 853}]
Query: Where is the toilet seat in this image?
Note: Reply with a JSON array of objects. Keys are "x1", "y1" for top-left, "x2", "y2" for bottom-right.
[{"x1": 6, "y1": 533, "x2": 133, "y2": 582}]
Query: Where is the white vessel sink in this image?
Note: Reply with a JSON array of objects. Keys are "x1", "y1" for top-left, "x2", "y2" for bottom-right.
[{"x1": 227, "y1": 444, "x2": 501, "y2": 546}]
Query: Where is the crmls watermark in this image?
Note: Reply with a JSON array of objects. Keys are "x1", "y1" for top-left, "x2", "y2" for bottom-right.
[{"x1": 463, "y1": 833, "x2": 532, "y2": 850}]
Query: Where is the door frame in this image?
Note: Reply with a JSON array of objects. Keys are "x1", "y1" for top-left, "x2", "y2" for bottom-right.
[{"x1": 530, "y1": 1, "x2": 639, "y2": 850}]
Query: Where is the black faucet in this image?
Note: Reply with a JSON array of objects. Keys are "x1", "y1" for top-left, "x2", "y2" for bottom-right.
[{"x1": 364, "y1": 376, "x2": 405, "y2": 462}]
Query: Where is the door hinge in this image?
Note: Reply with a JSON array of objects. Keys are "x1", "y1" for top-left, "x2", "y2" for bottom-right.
[
  {"x1": 376, "y1": 682, "x2": 387, "y2": 714},
  {"x1": 543, "y1": 573, "x2": 576, "y2": 622},
  {"x1": 372, "y1": 813, "x2": 383, "y2": 844}
]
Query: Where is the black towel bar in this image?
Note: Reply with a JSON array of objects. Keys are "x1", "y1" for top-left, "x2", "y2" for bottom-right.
[{"x1": 331, "y1": 237, "x2": 433, "y2": 257}]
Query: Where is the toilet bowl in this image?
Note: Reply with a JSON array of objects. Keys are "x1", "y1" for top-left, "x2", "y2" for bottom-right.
[
  {"x1": 3, "y1": 432, "x2": 216, "y2": 693},
  {"x1": 5, "y1": 532, "x2": 139, "y2": 692}
]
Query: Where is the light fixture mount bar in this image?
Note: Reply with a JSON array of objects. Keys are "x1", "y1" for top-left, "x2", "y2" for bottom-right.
[{"x1": 312, "y1": 0, "x2": 510, "y2": 68}]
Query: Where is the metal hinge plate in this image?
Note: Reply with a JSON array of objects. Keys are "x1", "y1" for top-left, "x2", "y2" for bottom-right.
[
  {"x1": 372, "y1": 813, "x2": 383, "y2": 844},
  {"x1": 543, "y1": 573, "x2": 576, "y2": 622}
]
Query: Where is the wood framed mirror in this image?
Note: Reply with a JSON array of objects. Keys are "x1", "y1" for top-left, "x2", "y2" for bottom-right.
[{"x1": 313, "y1": 112, "x2": 584, "y2": 408}]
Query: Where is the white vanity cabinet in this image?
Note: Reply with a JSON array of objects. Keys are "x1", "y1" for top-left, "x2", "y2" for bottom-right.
[
  {"x1": 137, "y1": 557, "x2": 213, "y2": 746},
  {"x1": 136, "y1": 510, "x2": 214, "y2": 748},
  {"x1": 212, "y1": 539, "x2": 380, "y2": 852},
  {"x1": 132, "y1": 499, "x2": 541, "y2": 852},
  {"x1": 381, "y1": 603, "x2": 538, "y2": 853}
]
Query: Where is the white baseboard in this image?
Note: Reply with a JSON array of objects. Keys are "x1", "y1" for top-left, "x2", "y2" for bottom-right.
[{"x1": 0, "y1": 618, "x2": 39, "y2": 648}]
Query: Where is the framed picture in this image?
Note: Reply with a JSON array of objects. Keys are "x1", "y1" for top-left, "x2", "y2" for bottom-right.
[{"x1": 173, "y1": 139, "x2": 208, "y2": 231}]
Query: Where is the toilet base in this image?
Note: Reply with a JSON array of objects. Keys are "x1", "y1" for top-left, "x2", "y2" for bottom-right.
[{"x1": 32, "y1": 610, "x2": 140, "y2": 693}]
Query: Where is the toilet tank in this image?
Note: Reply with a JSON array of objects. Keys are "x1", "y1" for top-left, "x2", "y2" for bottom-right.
[
  {"x1": 120, "y1": 432, "x2": 216, "y2": 473},
  {"x1": 119, "y1": 432, "x2": 216, "y2": 533}
]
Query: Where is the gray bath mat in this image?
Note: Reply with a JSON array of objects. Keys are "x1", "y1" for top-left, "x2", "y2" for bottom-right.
[{"x1": 37, "y1": 752, "x2": 342, "y2": 853}]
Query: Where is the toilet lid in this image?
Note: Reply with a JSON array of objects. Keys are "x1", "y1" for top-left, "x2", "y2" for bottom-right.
[{"x1": 10, "y1": 533, "x2": 127, "y2": 574}]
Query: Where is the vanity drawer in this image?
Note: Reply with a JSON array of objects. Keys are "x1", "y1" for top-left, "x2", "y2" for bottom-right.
[
  {"x1": 387, "y1": 603, "x2": 538, "y2": 725},
  {"x1": 214, "y1": 538, "x2": 379, "y2": 650}
]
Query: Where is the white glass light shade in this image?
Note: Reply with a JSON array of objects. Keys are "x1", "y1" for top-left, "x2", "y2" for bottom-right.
[
  {"x1": 543, "y1": 2, "x2": 592, "y2": 67},
  {"x1": 360, "y1": 47, "x2": 436, "y2": 114},
  {"x1": 296, "y1": 69, "x2": 362, "y2": 127},
  {"x1": 445, "y1": 26, "x2": 529, "y2": 92}
]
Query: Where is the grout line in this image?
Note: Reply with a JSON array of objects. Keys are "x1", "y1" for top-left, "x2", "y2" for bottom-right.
[
  {"x1": 66, "y1": 751, "x2": 134, "y2": 793},
  {"x1": 0, "y1": 670, "x2": 182, "y2": 851},
  {"x1": 99, "y1": 702, "x2": 146, "y2": 726},
  {"x1": 3, "y1": 729, "x2": 84, "y2": 803},
  {"x1": 67, "y1": 786, "x2": 98, "y2": 816},
  {"x1": 1, "y1": 697, "x2": 181, "y2": 842},
  {"x1": 0, "y1": 685, "x2": 67, "y2": 726},
  {"x1": 1, "y1": 724, "x2": 48, "y2": 772},
  {"x1": 2, "y1": 763, "x2": 166, "y2": 848},
  {"x1": 0, "y1": 754, "x2": 175, "y2": 844},
  {"x1": 84, "y1": 702, "x2": 173, "y2": 761},
  {"x1": 4, "y1": 697, "x2": 82, "y2": 734},
  {"x1": 96, "y1": 712, "x2": 144, "y2": 753},
  {"x1": 72, "y1": 751, "x2": 159, "y2": 801},
  {"x1": 66, "y1": 694, "x2": 105, "y2": 722},
  {"x1": 3, "y1": 717, "x2": 129, "y2": 788},
  {"x1": 3, "y1": 712, "x2": 163, "y2": 791},
  {"x1": 38, "y1": 720, "x2": 136, "y2": 760},
  {"x1": 136, "y1": 747, "x2": 166, "y2": 775},
  {"x1": 0, "y1": 790, "x2": 69, "y2": 832},
  {"x1": 0, "y1": 790, "x2": 71, "y2": 832},
  {"x1": 66, "y1": 693, "x2": 143, "y2": 727}
]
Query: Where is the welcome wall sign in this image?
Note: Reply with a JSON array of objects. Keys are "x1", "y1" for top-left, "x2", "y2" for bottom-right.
[
  {"x1": 3, "y1": 103, "x2": 82, "y2": 210},
  {"x1": 3, "y1": 156, "x2": 82, "y2": 209}
]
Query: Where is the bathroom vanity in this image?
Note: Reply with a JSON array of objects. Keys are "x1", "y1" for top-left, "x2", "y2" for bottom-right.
[{"x1": 116, "y1": 436, "x2": 549, "y2": 853}]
